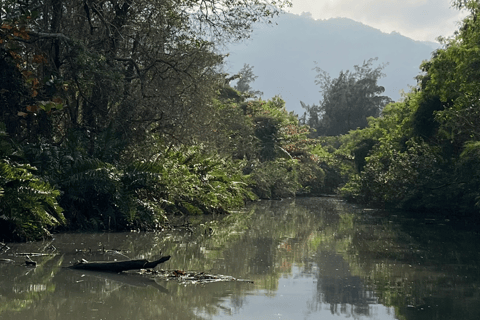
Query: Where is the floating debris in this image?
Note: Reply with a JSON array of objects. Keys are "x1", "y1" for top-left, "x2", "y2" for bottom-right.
[{"x1": 133, "y1": 269, "x2": 254, "y2": 285}]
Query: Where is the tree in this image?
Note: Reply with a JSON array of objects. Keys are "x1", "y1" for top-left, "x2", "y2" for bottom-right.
[
  {"x1": 452, "y1": 0, "x2": 479, "y2": 10},
  {"x1": 299, "y1": 101, "x2": 322, "y2": 135},
  {"x1": 234, "y1": 64, "x2": 264, "y2": 98},
  {"x1": 305, "y1": 58, "x2": 392, "y2": 136},
  {"x1": 0, "y1": 0, "x2": 292, "y2": 151}
]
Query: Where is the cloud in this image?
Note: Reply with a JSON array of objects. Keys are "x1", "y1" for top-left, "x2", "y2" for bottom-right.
[{"x1": 288, "y1": 0, "x2": 468, "y2": 41}]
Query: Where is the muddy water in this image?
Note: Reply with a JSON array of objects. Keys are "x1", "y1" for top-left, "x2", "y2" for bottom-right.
[{"x1": 1, "y1": 198, "x2": 480, "y2": 320}]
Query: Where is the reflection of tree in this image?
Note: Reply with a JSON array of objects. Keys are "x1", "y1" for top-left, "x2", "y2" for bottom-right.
[
  {"x1": 311, "y1": 251, "x2": 373, "y2": 317},
  {"x1": 4, "y1": 198, "x2": 480, "y2": 320},
  {"x1": 305, "y1": 200, "x2": 480, "y2": 320},
  {"x1": 0, "y1": 199, "x2": 330, "y2": 320},
  {"x1": 0, "y1": 254, "x2": 62, "y2": 317}
]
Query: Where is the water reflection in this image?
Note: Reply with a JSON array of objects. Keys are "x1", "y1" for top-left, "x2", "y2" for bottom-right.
[{"x1": 1, "y1": 198, "x2": 480, "y2": 320}]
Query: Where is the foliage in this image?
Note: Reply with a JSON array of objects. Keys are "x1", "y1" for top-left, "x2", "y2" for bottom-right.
[
  {"x1": 304, "y1": 58, "x2": 392, "y2": 136},
  {"x1": 249, "y1": 158, "x2": 300, "y2": 199},
  {"x1": 342, "y1": 139, "x2": 447, "y2": 209},
  {"x1": 234, "y1": 64, "x2": 264, "y2": 98},
  {"x1": 141, "y1": 145, "x2": 256, "y2": 215},
  {"x1": 211, "y1": 89, "x2": 334, "y2": 198},
  {"x1": 0, "y1": 123, "x2": 64, "y2": 241},
  {"x1": 20, "y1": 134, "x2": 255, "y2": 231},
  {"x1": 207, "y1": 96, "x2": 260, "y2": 161},
  {"x1": 0, "y1": 0, "x2": 293, "y2": 158},
  {"x1": 0, "y1": 0, "x2": 291, "y2": 149},
  {"x1": 0, "y1": 0, "x2": 296, "y2": 239},
  {"x1": 329, "y1": 6, "x2": 480, "y2": 216}
]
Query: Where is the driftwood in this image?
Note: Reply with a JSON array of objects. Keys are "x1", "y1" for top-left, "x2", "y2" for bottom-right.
[
  {"x1": 69, "y1": 256, "x2": 171, "y2": 273},
  {"x1": 140, "y1": 269, "x2": 255, "y2": 285}
]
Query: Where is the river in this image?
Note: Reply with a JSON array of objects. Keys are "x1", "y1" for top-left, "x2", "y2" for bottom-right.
[{"x1": 1, "y1": 197, "x2": 479, "y2": 320}]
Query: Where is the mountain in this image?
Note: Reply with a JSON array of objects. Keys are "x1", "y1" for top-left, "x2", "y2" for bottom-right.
[{"x1": 223, "y1": 12, "x2": 440, "y2": 115}]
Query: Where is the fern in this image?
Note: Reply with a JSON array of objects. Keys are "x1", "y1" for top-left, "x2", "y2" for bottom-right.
[
  {"x1": 0, "y1": 124, "x2": 64, "y2": 240},
  {"x1": 2, "y1": 121, "x2": 257, "y2": 237}
]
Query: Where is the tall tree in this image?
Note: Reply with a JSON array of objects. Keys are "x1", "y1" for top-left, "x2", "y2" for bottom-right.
[
  {"x1": 306, "y1": 58, "x2": 392, "y2": 136},
  {"x1": 234, "y1": 63, "x2": 264, "y2": 98}
]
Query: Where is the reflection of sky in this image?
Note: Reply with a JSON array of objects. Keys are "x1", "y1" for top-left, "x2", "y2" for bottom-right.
[{"x1": 203, "y1": 265, "x2": 397, "y2": 320}]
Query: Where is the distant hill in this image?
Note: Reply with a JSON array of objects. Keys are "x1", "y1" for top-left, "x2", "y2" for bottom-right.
[{"x1": 224, "y1": 12, "x2": 439, "y2": 115}]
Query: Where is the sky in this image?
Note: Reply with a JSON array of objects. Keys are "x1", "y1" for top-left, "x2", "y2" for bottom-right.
[{"x1": 287, "y1": 0, "x2": 469, "y2": 42}]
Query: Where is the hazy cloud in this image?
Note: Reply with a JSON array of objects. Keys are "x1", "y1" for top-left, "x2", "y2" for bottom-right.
[{"x1": 288, "y1": 0, "x2": 468, "y2": 42}]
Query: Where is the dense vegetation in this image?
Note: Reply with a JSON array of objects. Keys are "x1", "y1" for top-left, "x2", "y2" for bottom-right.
[
  {"x1": 312, "y1": 0, "x2": 480, "y2": 219},
  {"x1": 0, "y1": 0, "x2": 325, "y2": 241},
  {"x1": 2, "y1": 0, "x2": 480, "y2": 241}
]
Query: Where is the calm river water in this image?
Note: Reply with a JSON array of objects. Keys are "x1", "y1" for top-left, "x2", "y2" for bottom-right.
[{"x1": 1, "y1": 197, "x2": 480, "y2": 320}]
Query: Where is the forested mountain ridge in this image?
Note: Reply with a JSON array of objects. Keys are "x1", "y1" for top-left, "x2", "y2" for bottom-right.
[{"x1": 225, "y1": 13, "x2": 438, "y2": 114}]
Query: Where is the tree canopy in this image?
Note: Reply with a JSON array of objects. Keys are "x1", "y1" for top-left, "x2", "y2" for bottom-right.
[
  {"x1": 0, "y1": 0, "x2": 303, "y2": 240},
  {"x1": 234, "y1": 63, "x2": 264, "y2": 98},
  {"x1": 302, "y1": 58, "x2": 392, "y2": 136},
  {"x1": 0, "y1": 0, "x2": 291, "y2": 147}
]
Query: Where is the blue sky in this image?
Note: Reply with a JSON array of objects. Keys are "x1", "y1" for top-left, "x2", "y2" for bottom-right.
[{"x1": 287, "y1": 0, "x2": 468, "y2": 42}]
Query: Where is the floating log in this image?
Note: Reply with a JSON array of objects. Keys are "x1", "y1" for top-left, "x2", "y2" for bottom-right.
[{"x1": 69, "y1": 256, "x2": 171, "y2": 273}]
